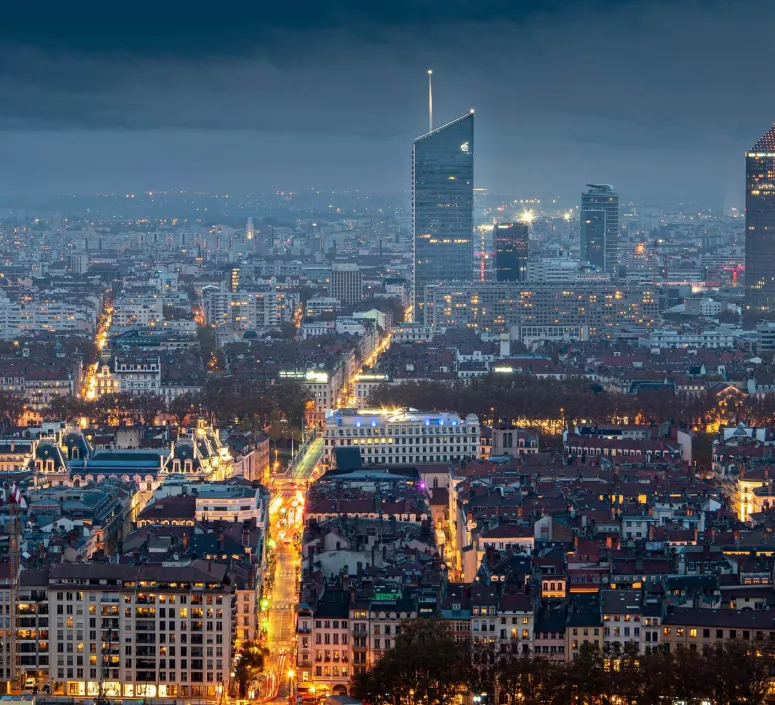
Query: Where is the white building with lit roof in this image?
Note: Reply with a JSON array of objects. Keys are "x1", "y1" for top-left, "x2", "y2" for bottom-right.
[{"x1": 323, "y1": 408, "x2": 480, "y2": 467}]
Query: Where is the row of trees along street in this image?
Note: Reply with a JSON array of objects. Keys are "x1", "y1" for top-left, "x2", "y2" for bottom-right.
[
  {"x1": 368, "y1": 375, "x2": 775, "y2": 430},
  {"x1": 352, "y1": 619, "x2": 774, "y2": 705},
  {"x1": 0, "y1": 377, "x2": 309, "y2": 431}
]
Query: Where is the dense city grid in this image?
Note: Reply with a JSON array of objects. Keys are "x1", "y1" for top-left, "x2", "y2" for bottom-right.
[{"x1": 1, "y1": 5, "x2": 775, "y2": 705}]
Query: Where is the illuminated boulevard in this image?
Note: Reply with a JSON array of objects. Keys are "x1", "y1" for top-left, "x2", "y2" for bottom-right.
[
  {"x1": 260, "y1": 319, "x2": 399, "y2": 701},
  {"x1": 262, "y1": 482, "x2": 305, "y2": 703}
]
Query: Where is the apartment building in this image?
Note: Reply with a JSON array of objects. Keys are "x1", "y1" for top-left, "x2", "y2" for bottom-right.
[
  {"x1": 202, "y1": 288, "x2": 297, "y2": 332},
  {"x1": 566, "y1": 594, "x2": 604, "y2": 659},
  {"x1": 330, "y1": 264, "x2": 362, "y2": 305},
  {"x1": 0, "y1": 359, "x2": 82, "y2": 415},
  {"x1": 94, "y1": 363, "x2": 120, "y2": 398},
  {"x1": 0, "y1": 564, "x2": 12, "y2": 688},
  {"x1": 113, "y1": 356, "x2": 161, "y2": 396},
  {"x1": 279, "y1": 368, "x2": 345, "y2": 427},
  {"x1": 24, "y1": 367, "x2": 79, "y2": 414},
  {"x1": 352, "y1": 373, "x2": 391, "y2": 408},
  {"x1": 718, "y1": 466, "x2": 775, "y2": 523},
  {"x1": 47, "y1": 562, "x2": 233, "y2": 700},
  {"x1": 305, "y1": 297, "x2": 341, "y2": 317},
  {"x1": 17, "y1": 569, "x2": 51, "y2": 685},
  {"x1": 471, "y1": 585, "x2": 498, "y2": 647},
  {"x1": 498, "y1": 592, "x2": 535, "y2": 654},
  {"x1": 391, "y1": 323, "x2": 437, "y2": 343},
  {"x1": 193, "y1": 484, "x2": 267, "y2": 525},
  {"x1": 367, "y1": 595, "x2": 416, "y2": 667},
  {"x1": 602, "y1": 590, "x2": 643, "y2": 653},
  {"x1": 423, "y1": 283, "x2": 658, "y2": 335},
  {"x1": 112, "y1": 295, "x2": 163, "y2": 329},
  {"x1": 490, "y1": 426, "x2": 539, "y2": 457},
  {"x1": 297, "y1": 590, "x2": 351, "y2": 696},
  {"x1": 323, "y1": 408, "x2": 481, "y2": 467},
  {"x1": 661, "y1": 608, "x2": 775, "y2": 652},
  {"x1": 0, "y1": 294, "x2": 96, "y2": 339}
]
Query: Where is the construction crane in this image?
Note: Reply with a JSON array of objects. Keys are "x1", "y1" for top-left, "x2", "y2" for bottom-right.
[{"x1": 7, "y1": 481, "x2": 26, "y2": 694}]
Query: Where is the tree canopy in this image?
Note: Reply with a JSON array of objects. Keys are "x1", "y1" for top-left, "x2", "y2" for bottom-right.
[
  {"x1": 353, "y1": 624, "x2": 775, "y2": 705},
  {"x1": 233, "y1": 641, "x2": 269, "y2": 698},
  {"x1": 368, "y1": 374, "x2": 775, "y2": 433}
]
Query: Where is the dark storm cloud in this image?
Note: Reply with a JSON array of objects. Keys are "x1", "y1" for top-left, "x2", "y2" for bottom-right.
[
  {"x1": 0, "y1": 0, "x2": 769, "y2": 203},
  {"x1": 0, "y1": 0, "x2": 666, "y2": 59},
  {"x1": 0, "y1": 0, "x2": 753, "y2": 136}
]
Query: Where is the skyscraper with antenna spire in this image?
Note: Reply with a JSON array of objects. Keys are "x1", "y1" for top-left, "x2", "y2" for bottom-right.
[
  {"x1": 745, "y1": 124, "x2": 775, "y2": 312},
  {"x1": 412, "y1": 86, "x2": 474, "y2": 322},
  {"x1": 245, "y1": 217, "x2": 254, "y2": 241}
]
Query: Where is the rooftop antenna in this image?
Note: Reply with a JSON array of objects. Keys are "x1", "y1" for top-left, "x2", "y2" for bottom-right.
[{"x1": 427, "y1": 69, "x2": 433, "y2": 132}]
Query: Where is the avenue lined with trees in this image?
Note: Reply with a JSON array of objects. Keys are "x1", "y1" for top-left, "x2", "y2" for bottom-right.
[
  {"x1": 368, "y1": 375, "x2": 775, "y2": 431},
  {"x1": 0, "y1": 378, "x2": 309, "y2": 432},
  {"x1": 352, "y1": 619, "x2": 773, "y2": 705}
]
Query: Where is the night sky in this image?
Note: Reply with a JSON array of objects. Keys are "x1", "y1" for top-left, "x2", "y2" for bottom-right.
[{"x1": 0, "y1": 0, "x2": 772, "y2": 206}]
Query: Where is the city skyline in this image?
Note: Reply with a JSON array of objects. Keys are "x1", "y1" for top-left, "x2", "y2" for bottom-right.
[{"x1": 4, "y1": 2, "x2": 775, "y2": 702}]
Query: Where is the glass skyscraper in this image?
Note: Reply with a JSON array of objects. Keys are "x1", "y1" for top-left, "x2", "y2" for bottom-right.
[
  {"x1": 413, "y1": 112, "x2": 474, "y2": 321},
  {"x1": 745, "y1": 125, "x2": 775, "y2": 313},
  {"x1": 580, "y1": 184, "x2": 619, "y2": 275},
  {"x1": 494, "y1": 222, "x2": 529, "y2": 282}
]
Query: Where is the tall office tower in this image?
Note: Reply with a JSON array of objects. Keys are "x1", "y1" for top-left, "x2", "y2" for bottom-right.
[
  {"x1": 246, "y1": 217, "x2": 255, "y2": 240},
  {"x1": 330, "y1": 263, "x2": 362, "y2": 304},
  {"x1": 495, "y1": 222, "x2": 529, "y2": 282},
  {"x1": 580, "y1": 184, "x2": 619, "y2": 274},
  {"x1": 413, "y1": 112, "x2": 474, "y2": 321},
  {"x1": 745, "y1": 125, "x2": 775, "y2": 313}
]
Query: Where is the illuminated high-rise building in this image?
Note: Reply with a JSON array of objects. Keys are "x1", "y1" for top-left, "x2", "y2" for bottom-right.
[
  {"x1": 580, "y1": 184, "x2": 619, "y2": 274},
  {"x1": 494, "y1": 222, "x2": 529, "y2": 282},
  {"x1": 745, "y1": 125, "x2": 775, "y2": 312},
  {"x1": 246, "y1": 217, "x2": 254, "y2": 241},
  {"x1": 413, "y1": 112, "x2": 474, "y2": 321}
]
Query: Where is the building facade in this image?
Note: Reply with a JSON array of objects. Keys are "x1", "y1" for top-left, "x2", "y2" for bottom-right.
[
  {"x1": 330, "y1": 264, "x2": 362, "y2": 305},
  {"x1": 494, "y1": 222, "x2": 529, "y2": 282},
  {"x1": 413, "y1": 113, "x2": 474, "y2": 321},
  {"x1": 202, "y1": 289, "x2": 297, "y2": 332},
  {"x1": 47, "y1": 562, "x2": 233, "y2": 700},
  {"x1": 745, "y1": 125, "x2": 775, "y2": 312},
  {"x1": 581, "y1": 184, "x2": 619, "y2": 275},
  {"x1": 323, "y1": 408, "x2": 481, "y2": 467},
  {"x1": 424, "y1": 283, "x2": 658, "y2": 336}
]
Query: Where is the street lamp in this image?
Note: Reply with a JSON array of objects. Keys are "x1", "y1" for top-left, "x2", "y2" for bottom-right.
[{"x1": 287, "y1": 670, "x2": 296, "y2": 702}]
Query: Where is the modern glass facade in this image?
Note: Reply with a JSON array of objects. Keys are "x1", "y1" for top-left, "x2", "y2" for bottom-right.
[
  {"x1": 745, "y1": 125, "x2": 775, "y2": 313},
  {"x1": 413, "y1": 113, "x2": 474, "y2": 321},
  {"x1": 580, "y1": 184, "x2": 619, "y2": 275},
  {"x1": 494, "y1": 222, "x2": 529, "y2": 282}
]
